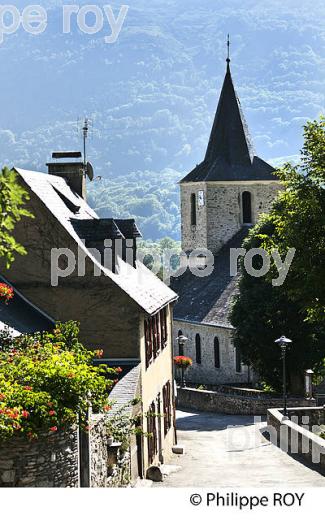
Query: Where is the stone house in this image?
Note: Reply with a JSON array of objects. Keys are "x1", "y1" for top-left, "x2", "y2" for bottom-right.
[
  {"x1": 172, "y1": 58, "x2": 282, "y2": 385},
  {"x1": 2, "y1": 159, "x2": 178, "y2": 478}
]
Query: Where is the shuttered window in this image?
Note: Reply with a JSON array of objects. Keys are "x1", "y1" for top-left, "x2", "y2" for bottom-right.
[
  {"x1": 163, "y1": 381, "x2": 172, "y2": 436},
  {"x1": 147, "y1": 401, "x2": 158, "y2": 465},
  {"x1": 145, "y1": 307, "x2": 169, "y2": 369}
]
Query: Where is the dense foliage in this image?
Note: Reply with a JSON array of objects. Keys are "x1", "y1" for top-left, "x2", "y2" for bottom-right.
[
  {"x1": 231, "y1": 118, "x2": 325, "y2": 394},
  {"x1": 0, "y1": 321, "x2": 117, "y2": 441},
  {"x1": 87, "y1": 169, "x2": 181, "y2": 241},
  {"x1": 0, "y1": 167, "x2": 33, "y2": 267}
]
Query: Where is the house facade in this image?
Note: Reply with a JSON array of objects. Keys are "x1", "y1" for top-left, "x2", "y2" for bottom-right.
[
  {"x1": 172, "y1": 58, "x2": 282, "y2": 386},
  {"x1": 2, "y1": 159, "x2": 178, "y2": 477}
]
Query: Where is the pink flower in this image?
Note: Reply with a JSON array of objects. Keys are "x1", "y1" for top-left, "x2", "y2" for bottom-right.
[
  {"x1": 49, "y1": 410, "x2": 56, "y2": 416},
  {"x1": 49, "y1": 426, "x2": 58, "y2": 432},
  {"x1": 21, "y1": 410, "x2": 29, "y2": 419}
]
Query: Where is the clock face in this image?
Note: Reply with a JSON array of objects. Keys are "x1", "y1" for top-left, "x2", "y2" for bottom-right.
[{"x1": 198, "y1": 190, "x2": 205, "y2": 207}]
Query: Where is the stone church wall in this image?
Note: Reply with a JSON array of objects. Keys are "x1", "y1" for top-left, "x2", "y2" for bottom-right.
[
  {"x1": 173, "y1": 321, "x2": 250, "y2": 385},
  {"x1": 206, "y1": 182, "x2": 281, "y2": 254},
  {"x1": 181, "y1": 181, "x2": 282, "y2": 255}
]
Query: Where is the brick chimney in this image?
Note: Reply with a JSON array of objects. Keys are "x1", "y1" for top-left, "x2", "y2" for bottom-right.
[{"x1": 46, "y1": 152, "x2": 86, "y2": 199}]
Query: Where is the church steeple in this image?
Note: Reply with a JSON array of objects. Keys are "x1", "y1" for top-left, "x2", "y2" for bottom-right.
[
  {"x1": 204, "y1": 40, "x2": 254, "y2": 166},
  {"x1": 180, "y1": 41, "x2": 276, "y2": 183}
]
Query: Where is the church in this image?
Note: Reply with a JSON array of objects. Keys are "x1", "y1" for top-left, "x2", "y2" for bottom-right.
[{"x1": 172, "y1": 51, "x2": 282, "y2": 385}]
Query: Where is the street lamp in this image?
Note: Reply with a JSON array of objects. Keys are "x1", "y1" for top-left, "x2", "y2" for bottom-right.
[
  {"x1": 275, "y1": 335, "x2": 292, "y2": 418},
  {"x1": 176, "y1": 334, "x2": 188, "y2": 387},
  {"x1": 305, "y1": 369, "x2": 314, "y2": 399}
]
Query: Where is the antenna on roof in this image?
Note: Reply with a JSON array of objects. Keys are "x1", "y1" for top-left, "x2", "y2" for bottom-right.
[{"x1": 78, "y1": 117, "x2": 94, "y2": 182}]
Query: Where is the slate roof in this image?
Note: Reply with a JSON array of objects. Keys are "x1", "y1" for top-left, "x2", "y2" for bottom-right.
[
  {"x1": 171, "y1": 228, "x2": 249, "y2": 328},
  {"x1": 107, "y1": 363, "x2": 141, "y2": 415},
  {"x1": 0, "y1": 274, "x2": 54, "y2": 336},
  {"x1": 71, "y1": 218, "x2": 142, "y2": 241},
  {"x1": 14, "y1": 168, "x2": 177, "y2": 316},
  {"x1": 181, "y1": 64, "x2": 277, "y2": 183}
]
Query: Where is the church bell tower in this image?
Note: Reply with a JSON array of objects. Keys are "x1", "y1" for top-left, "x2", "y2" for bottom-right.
[{"x1": 180, "y1": 38, "x2": 282, "y2": 255}]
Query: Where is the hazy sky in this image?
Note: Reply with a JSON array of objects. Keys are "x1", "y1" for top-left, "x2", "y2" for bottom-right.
[{"x1": 0, "y1": 0, "x2": 324, "y2": 178}]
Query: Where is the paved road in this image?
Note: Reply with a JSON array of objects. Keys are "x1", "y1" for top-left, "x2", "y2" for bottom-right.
[{"x1": 155, "y1": 409, "x2": 325, "y2": 487}]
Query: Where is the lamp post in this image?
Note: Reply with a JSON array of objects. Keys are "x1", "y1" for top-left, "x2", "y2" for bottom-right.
[
  {"x1": 305, "y1": 369, "x2": 314, "y2": 399},
  {"x1": 275, "y1": 335, "x2": 292, "y2": 418},
  {"x1": 176, "y1": 334, "x2": 188, "y2": 387}
]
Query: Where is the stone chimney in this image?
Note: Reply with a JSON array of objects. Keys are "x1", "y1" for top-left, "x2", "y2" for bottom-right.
[{"x1": 46, "y1": 152, "x2": 86, "y2": 199}]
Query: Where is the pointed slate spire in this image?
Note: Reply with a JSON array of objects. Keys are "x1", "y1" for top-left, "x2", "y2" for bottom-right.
[
  {"x1": 180, "y1": 41, "x2": 276, "y2": 183},
  {"x1": 205, "y1": 45, "x2": 254, "y2": 166}
]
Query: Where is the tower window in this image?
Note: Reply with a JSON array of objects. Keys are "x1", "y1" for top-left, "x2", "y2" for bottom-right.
[
  {"x1": 195, "y1": 333, "x2": 201, "y2": 364},
  {"x1": 242, "y1": 191, "x2": 252, "y2": 224},
  {"x1": 190, "y1": 193, "x2": 197, "y2": 226},
  {"x1": 214, "y1": 337, "x2": 220, "y2": 369}
]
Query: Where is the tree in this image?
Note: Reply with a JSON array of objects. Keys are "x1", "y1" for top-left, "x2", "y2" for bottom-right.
[
  {"x1": 0, "y1": 167, "x2": 33, "y2": 267},
  {"x1": 230, "y1": 118, "x2": 325, "y2": 394}
]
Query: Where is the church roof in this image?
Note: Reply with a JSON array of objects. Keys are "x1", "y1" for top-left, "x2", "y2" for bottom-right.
[
  {"x1": 181, "y1": 63, "x2": 277, "y2": 183},
  {"x1": 171, "y1": 228, "x2": 249, "y2": 328}
]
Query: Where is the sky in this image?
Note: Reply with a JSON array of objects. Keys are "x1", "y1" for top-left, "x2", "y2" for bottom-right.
[{"x1": 0, "y1": 0, "x2": 324, "y2": 180}]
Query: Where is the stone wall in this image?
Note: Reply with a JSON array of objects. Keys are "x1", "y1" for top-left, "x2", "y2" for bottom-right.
[
  {"x1": 177, "y1": 386, "x2": 315, "y2": 416},
  {"x1": 173, "y1": 321, "x2": 251, "y2": 385},
  {"x1": 206, "y1": 182, "x2": 281, "y2": 254},
  {"x1": 90, "y1": 414, "x2": 131, "y2": 488},
  {"x1": 0, "y1": 427, "x2": 79, "y2": 487},
  {"x1": 181, "y1": 181, "x2": 281, "y2": 255},
  {"x1": 267, "y1": 407, "x2": 325, "y2": 473}
]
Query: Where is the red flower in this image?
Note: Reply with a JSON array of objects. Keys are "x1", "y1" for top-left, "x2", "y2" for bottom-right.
[
  {"x1": 23, "y1": 386, "x2": 32, "y2": 391},
  {"x1": 0, "y1": 283, "x2": 14, "y2": 304},
  {"x1": 173, "y1": 356, "x2": 193, "y2": 368},
  {"x1": 116, "y1": 367, "x2": 123, "y2": 374},
  {"x1": 49, "y1": 426, "x2": 58, "y2": 432},
  {"x1": 49, "y1": 410, "x2": 56, "y2": 416},
  {"x1": 21, "y1": 410, "x2": 29, "y2": 419},
  {"x1": 103, "y1": 405, "x2": 111, "y2": 412}
]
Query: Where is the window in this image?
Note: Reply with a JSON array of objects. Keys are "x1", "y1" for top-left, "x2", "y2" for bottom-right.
[
  {"x1": 214, "y1": 337, "x2": 220, "y2": 369},
  {"x1": 242, "y1": 191, "x2": 252, "y2": 224},
  {"x1": 162, "y1": 381, "x2": 172, "y2": 436},
  {"x1": 145, "y1": 307, "x2": 168, "y2": 369},
  {"x1": 235, "y1": 347, "x2": 242, "y2": 373},
  {"x1": 147, "y1": 401, "x2": 158, "y2": 464},
  {"x1": 190, "y1": 193, "x2": 197, "y2": 226},
  {"x1": 195, "y1": 334, "x2": 201, "y2": 364},
  {"x1": 177, "y1": 330, "x2": 184, "y2": 356}
]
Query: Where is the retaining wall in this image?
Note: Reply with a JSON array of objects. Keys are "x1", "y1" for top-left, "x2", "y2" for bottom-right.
[
  {"x1": 267, "y1": 407, "x2": 325, "y2": 473},
  {"x1": 0, "y1": 427, "x2": 79, "y2": 487},
  {"x1": 177, "y1": 386, "x2": 315, "y2": 415}
]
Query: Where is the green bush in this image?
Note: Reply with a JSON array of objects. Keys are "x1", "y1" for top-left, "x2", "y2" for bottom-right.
[{"x1": 0, "y1": 321, "x2": 117, "y2": 441}]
